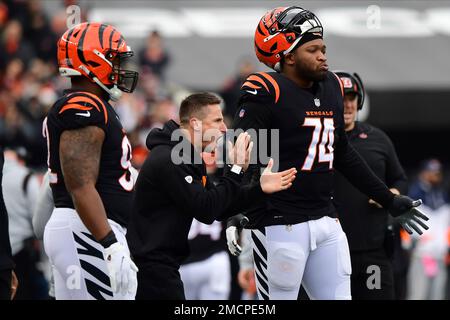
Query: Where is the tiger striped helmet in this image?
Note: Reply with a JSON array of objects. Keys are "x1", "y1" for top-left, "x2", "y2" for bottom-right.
[
  {"x1": 254, "y1": 6, "x2": 323, "y2": 71},
  {"x1": 57, "y1": 22, "x2": 138, "y2": 101}
]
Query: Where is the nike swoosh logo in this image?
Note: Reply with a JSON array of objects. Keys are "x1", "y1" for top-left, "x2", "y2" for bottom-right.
[
  {"x1": 75, "y1": 111, "x2": 91, "y2": 117},
  {"x1": 245, "y1": 89, "x2": 257, "y2": 95}
]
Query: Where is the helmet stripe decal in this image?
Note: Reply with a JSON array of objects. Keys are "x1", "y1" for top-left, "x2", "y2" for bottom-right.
[
  {"x1": 98, "y1": 24, "x2": 107, "y2": 49},
  {"x1": 109, "y1": 29, "x2": 116, "y2": 52},
  {"x1": 259, "y1": 72, "x2": 280, "y2": 103},
  {"x1": 77, "y1": 23, "x2": 90, "y2": 66},
  {"x1": 256, "y1": 23, "x2": 265, "y2": 36},
  {"x1": 254, "y1": 42, "x2": 273, "y2": 57},
  {"x1": 117, "y1": 35, "x2": 125, "y2": 51},
  {"x1": 65, "y1": 27, "x2": 76, "y2": 67}
]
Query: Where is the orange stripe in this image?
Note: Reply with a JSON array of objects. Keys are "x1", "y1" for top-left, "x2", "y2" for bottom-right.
[
  {"x1": 259, "y1": 72, "x2": 280, "y2": 103},
  {"x1": 241, "y1": 81, "x2": 261, "y2": 90},
  {"x1": 247, "y1": 75, "x2": 269, "y2": 92},
  {"x1": 332, "y1": 72, "x2": 344, "y2": 97},
  {"x1": 59, "y1": 104, "x2": 92, "y2": 114},
  {"x1": 202, "y1": 176, "x2": 207, "y2": 187},
  {"x1": 447, "y1": 227, "x2": 450, "y2": 246},
  {"x1": 67, "y1": 96, "x2": 101, "y2": 112},
  {"x1": 400, "y1": 229, "x2": 411, "y2": 242},
  {"x1": 77, "y1": 91, "x2": 108, "y2": 124}
]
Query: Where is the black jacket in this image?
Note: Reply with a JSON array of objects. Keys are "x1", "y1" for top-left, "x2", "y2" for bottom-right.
[
  {"x1": 127, "y1": 120, "x2": 263, "y2": 268},
  {"x1": 0, "y1": 149, "x2": 13, "y2": 270},
  {"x1": 334, "y1": 122, "x2": 407, "y2": 252}
]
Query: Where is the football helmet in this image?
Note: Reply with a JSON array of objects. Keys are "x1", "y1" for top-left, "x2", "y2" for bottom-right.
[
  {"x1": 254, "y1": 6, "x2": 323, "y2": 71},
  {"x1": 57, "y1": 22, "x2": 139, "y2": 101}
]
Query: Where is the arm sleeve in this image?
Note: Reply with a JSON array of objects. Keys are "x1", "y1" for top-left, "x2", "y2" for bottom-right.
[
  {"x1": 157, "y1": 153, "x2": 246, "y2": 224},
  {"x1": 32, "y1": 172, "x2": 54, "y2": 240},
  {"x1": 232, "y1": 84, "x2": 274, "y2": 197},
  {"x1": 383, "y1": 133, "x2": 408, "y2": 194},
  {"x1": 334, "y1": 126, "x2": 395, "y2": 208},
  {"x1": 224, "y1": 172, "x2": 264, "y2": 216}
]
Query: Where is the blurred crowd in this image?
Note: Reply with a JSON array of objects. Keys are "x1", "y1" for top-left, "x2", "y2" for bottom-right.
[{"x1": 0, "y1": 0, "x2": 449, "y2": 300}]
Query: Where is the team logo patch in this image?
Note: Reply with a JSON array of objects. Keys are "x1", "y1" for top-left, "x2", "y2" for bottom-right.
[
  {"x1": 314, "y1": 98, "x2": 320, "y2": 107},
  {"x1": 239, "y1": 109, "x2": 246, "y2": 118},
  {"x1": 185, "y1": 175, "x2": 193, "y2": 184},
  {"x1": 359, "y1": 133, "x2": 368, "y2": 139},
  {"x1": 341, "y1": 77, "x2": 353, "y2": 89}
]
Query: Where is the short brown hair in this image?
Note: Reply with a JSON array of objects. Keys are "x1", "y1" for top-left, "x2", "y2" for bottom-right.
[{"x1": 179, "y1": 92, "x2": 221, "y2": 125}]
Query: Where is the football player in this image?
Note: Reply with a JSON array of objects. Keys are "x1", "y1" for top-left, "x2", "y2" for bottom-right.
[
  {"x1": 42, "y1": 22, "x2": 138, "y2": 300},
  {"x1": 228, "y1": 6, "x2": 429, "y2": 300}
]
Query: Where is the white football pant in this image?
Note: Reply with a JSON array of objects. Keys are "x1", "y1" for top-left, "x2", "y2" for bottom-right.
[
  {"x1": 43, "y1": 208, "x2": 135, "y2": 300},
  {"x1": 180, "y1": 251, "x2": 230, "y2": 300},
  {"x1": 251, "y1": 216, "x2": 351, "y2": 300}
]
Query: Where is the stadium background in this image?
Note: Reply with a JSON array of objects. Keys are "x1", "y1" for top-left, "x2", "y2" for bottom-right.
[{"x1": 0, "y1": 0, "x2": 448, "y2": 299}]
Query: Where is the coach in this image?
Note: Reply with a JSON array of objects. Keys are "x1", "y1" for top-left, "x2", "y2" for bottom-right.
[
  {"x1": 333, "y1": 71, "x2": 407, "y2": 299},
  {"x1": 127, "y1": 93, "x2": 296, "y2": 300}
]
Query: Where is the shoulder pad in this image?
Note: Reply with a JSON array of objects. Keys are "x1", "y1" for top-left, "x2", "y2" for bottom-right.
[
  {"x1": 56, "y1": 91, "x2": 109, "y2": 130},
  {"x1": 329, "y1": 72, "x2": 344, "y2": 97},
  {"x1": 240, "y1": 72, "x2": 280, "y2": 104}
]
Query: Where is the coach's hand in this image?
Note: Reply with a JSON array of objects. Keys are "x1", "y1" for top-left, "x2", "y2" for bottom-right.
[
  {"x1": 11, "y1": 271, "x2": 18, "y2": 300},
  {"x1": 104, "y1": 242, "x2": 139, "y2": 295},
  {"x1": 228, "y1": 132, "x2": 253, "y2": 171},
  {"x1": 226, "y1": 214, "x2": 249, "y2": 256},
  {"x1": 388, "y1": 195, "x2": 429, "y2": 235},
  {"x1": 260, "y1": 158, "x2": 297, "y2": 194}
]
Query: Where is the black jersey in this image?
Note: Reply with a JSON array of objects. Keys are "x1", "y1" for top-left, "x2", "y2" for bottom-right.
[
  {"x1": 43, "y1": 90, "x2": 133, "y2": 227},
  {"x1": 233, "y1": 71, "x2": 394, "y2": 228},
  {"x1": 183, "y1": 219, "x2": 226, "y2": 265}
]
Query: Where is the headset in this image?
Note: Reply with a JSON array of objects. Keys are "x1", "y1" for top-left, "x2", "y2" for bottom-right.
[{"x1": 334, "y1": 71, "x2": 365, "y2": 110}]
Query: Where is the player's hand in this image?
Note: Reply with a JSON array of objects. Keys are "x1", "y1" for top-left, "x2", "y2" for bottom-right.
[
  {"x1": 260, "y1": 158, "x2": 296, "y2": 194},
  {"x1": 238, "y1": 269, "x2": 255, "y2": 290},
  {"x1": 104, "y1": 242, "x2": 139, "y2": 295},
  {"x1": 227, "y1": 132, "x2": 253, "y2": 171},
  {"x1": 226, "y1": 214, "x2": 249, "y2": 256},
  {"x1": 10, "y1": 271, "x2": 18, "y2": 300},
  {"x1": 388, "y1": 195, "x2": 429, "y2": 235},
  {"x1": 368, "y1": 199, "x2": 382, "y2": 208}
]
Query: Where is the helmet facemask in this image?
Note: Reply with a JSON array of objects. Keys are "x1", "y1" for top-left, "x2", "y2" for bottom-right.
[{"x1": 109, "y1": 50, "x2": 139, "y2": 93}]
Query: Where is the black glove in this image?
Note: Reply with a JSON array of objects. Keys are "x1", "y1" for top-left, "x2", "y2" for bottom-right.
[
  {"x1": 388, "y1": 195, "x2": 429, "y2": 235},
  {"x1": 226, "y1": 214, "x2": 249, "y2": 256}
]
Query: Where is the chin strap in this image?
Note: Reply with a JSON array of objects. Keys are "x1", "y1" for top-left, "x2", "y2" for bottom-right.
[{"x1": 78, "y1": 65, "x2": 122, "y2": 101}]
